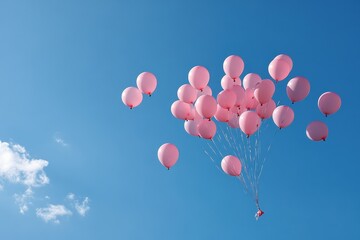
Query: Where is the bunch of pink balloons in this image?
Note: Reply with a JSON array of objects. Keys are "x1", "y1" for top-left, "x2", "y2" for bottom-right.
[{"x1": 121, "y1": 72, "x2": 157, "y2": 109}]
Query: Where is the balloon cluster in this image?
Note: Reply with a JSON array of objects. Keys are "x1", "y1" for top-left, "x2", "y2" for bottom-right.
[{"x1": 121, "y1": 72, "x2": 157, "y2": 109}]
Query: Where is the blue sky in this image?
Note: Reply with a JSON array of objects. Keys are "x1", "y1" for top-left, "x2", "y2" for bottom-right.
[{"x1": 0, "y1": 0, "x2": 359, "y2": 239}]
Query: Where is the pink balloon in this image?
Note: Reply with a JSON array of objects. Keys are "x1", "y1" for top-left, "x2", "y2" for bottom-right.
[
  {"x1": 188, "y1": 66, "x2": 210, "y2": 91},
  {"x1": 177, "y1": 84, "x2": 197, "y2": 104},
  {"x1": 171, "y1": 100, "x2": 192, "y2": 120},
  {"x1": 268, "y1": 58, "x2": 291, "y2": 82},
  {"x1": 244, "y1": 88, "x2": 259, "y2": 110},
  {"x1": 223, "y1": 55, "x2": 244, "y2": 79},
  {"x1": 306, "y1": 121, "x2": 328, "y2": 141},
  {"x1": 196, "y1": 85, "x2": 213, "y2": 98},
  {"x1": 286, "y1": 77, "x2": 310, "y2": 103},
  {"x1": 197, "y1": 119, "x2": 216, "y2": 140},
  {"x1": 274, "y1": 54, "x2": 293, "y2": 70},
  {"x1": 256, "y1": 99, "x2": 276, "y2": 119},
  {"x1": 230, "y1": 106, "x2": 246, "y2": 116},
  {"x1": 217, "y1": 89, "x2": 236, "y2": 110},
  {"x1": 195, "y1": 95, "x2": 217, "y2": 119},
  {"x1": 228, "y1": 114, "x2": 240, "y2": 128},
  {"x1": 272, "y1": 105, "x2": 294, "y2": 129},
  {"x1": 318, "y1": 92, "x2": 341, "y2": 117},
  {"x1": 254, "y1": 79, "x2": 275, "y2": 105},
  {"x1": 243, "y1": 73, "x2": 261, "y2": 90},
  {"x1": 121, "y1": 87, "x2": 143, "y2": 109},
  {"x1": 158, "y1": 143, "x2": 179, "y2": 170},
  {"x1": 214, "y1": 105, "x2": 231, "y2": 122},
  {"x1": 221, "y1": 155, "x2": 242, "y2": 176},
  {"x1": 232, "y1": 85, "x2": 245, "y2": 107},
  {"x1": 184, "y1": 120, "x2": 200, "y2": 137},
  {"x1": 136, "y1": 72, "x2": 157, "y2": 96},
  {"x1": 221, "y1": 75, "x2": 241, "y2": 90},
  {"x1": 239, "y1": 111, "x2": 261, "y2": 137}
]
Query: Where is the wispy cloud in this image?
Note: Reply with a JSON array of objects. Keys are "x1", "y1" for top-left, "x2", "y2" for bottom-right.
[
  {"x1": 14, "y1": 188, "x2": 34, "y2": 214},
  {"x1": 67, "y1": 193, "x2": 90, "y2": 216},
  {"x1": 36, "y1": 204, "x2": 72, "y2": 224},
  {"x1": 54, "y1": 137, "x2": 68, "y2": 147}
]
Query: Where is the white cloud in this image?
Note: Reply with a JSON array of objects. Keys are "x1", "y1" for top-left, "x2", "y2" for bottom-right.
[
  {"x1": 14, "y1": 188, "x2": 33, "y2": 214},
  {"x1": 54, "y1": 137, "x2": 68, "y2": 147},
  {"x1": 36, "y1": 204, "x2": 72, "y2": 224},
  {"x1": 66, "y1": 193, "x2": 90, "y2": 216},
  {"x1": 0, "y1": 141, "x2": 49, "y2": 187},
  {"x1": 75, "y1": 197, "x2": 90, "y2": 216}
]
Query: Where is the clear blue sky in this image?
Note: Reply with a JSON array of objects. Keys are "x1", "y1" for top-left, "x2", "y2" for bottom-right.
[{"x1": 0, "y1": 0, "x2": 359, "y2": 239}]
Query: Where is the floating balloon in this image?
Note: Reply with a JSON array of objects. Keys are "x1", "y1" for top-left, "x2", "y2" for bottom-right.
[
  {"x1": 214, "y1": 105, "x2": 231, "y2": 122},
  {"x1": 244, "y1": 88, "x2": 259, "y2": 110},
  {"x1": 171, "y1": 100, "x2": 191, "y2": 120},
  {"x1": 274, "y1": 54, "x2": 293, "y2": 70},
  {"x1": 136, "y1": 72, "x2": 157, "y2": 96},
  {"x1": 221, "y1": 155, "x2": 242, "y2": 176},
  {"x1": 286, "y1": 77, "x2": 310, "y2": 103},
  {"x1": 184, "y1": 120, "x2": 200, "y2": 137},
  {"x1": 268, "y1": 58, "x2": 291, "y2": 82},
  {"x1": 158, "y1": 143, "x2": 179, "y2": 170},
  {"x1": 239, "y1": 111, "x2": 261, "y2": 137},
  {"x1": 272, "y1": 105, "x2": 294, "y2": 129},
  {"x1": 243, "y1": 73, "x2": 262, "y2": 90},
  {"x1": 121, "y1": 87, "x2": 143, "y2": 109},
  {"x1": 188, "y1": 66, "x2": 210, "y2": 91},
  {"x1": 306, "y1": 121, "x2": 328, "y2": 141},
  {"x1": 195, "y1": 95, "x2": 217, "y2": 119},
  {"x1": 223, "y1": 55, "x2": 244, "y2": 79},
  {"x1": 197, "y1": 85, "x2": 213, "y2": 98},
  {"x1": 256, "y1": 99, "x2": 276, "y2": 119},
  {"x1": 318, "y1": 92, "x2": 341, "y2": 117},
  {"x1": 177, "y1": 84, "x2": 197, "y2": 104},
  {"x1": 221, "y1": 75, "x2": 241, "y2": 90},
  {"x1": 254, "y1": 79, "x2": 275, "y2": 105},
  {"x1": 232, "y1": 85, "x2": 245, "y2": 107},
  {"x1": 197, "y1": 119, "x2": 216, "y2": 139},
  {"x1": 217, "y1": 89, "x2": 236, "y2": 110},
  {"x1": 228, "y1": 114, "x2": 240, "y2": 128}
]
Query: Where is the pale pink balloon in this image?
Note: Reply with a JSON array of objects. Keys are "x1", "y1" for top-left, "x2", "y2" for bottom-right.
[
  {"x1": 121, "y1": 87, "x2": 143, "y2": 109},
  {"x1": 136, "y1": 72, "x2": 157, "y2": 96},
  {"x1": 256, "y1": 99, "x2": 276, "y2": 119},
  {"x1": 268, "y1": 58, "x2": 291, "y2": 82},
  {"x1": 158, "y1": 143, "x2": 179, "y2": 170},
  {"x1": 239, "y1": 111, "x2": 261, "y2": 137},
  {"x1": 223, "y1": 55, "x2": 244, "y2": 79},
  {"x1": 243, "y1": 73, "x2": 261, "y2": 90},
  {"x1": 228, "y1": 114, "x2": 240, "y2": 128},
  {"x1": 197, "y1": 85, "x2": 213, "y2": 98},
  {"x1": 188, "y1": 66, "x2": 210, "y2": 90},
  {"x1": 177, "y1": 84, "x2": 197, "y2": 104},
  {"x1": 214, "y1": 105, "x2": 231, "y2": 122},
  {"x1": 221, "y1": 155, "x2": 242, "y2": 176},
  {"x1": 217, "y1": 89, "x2": 236, "y2": 110},
  {"x1": 171, "y1": 100, "x2": 192, "y2": 120},
  {"x1": 272, "y1": 105, "x2": 294, "y2": 129},
  {"x1": 184, "y1": 120, "x2": 200, "y2": 137},
  {"x1": 274, "y1": 54, "x2": 293, "y2": 70},
  {"x1": 221, "y1": 75, "x2": 241, "y2": 90},
  {"x1": 254, "y1": 79, "x2": 275, "y2": 105},
  {"x1": 232, "y1": 85, "x2": 245, "y2": 107},
  {"x1": 197, "y1": 119, "x2": 216, "y2": 140},
  {"x1": 286, "y1": 77, "x2": 310, "y2": 103},
  {"x1": 306, "y1": 121, "x2": 328, "y2": 141},
  {"x1": 195, "y1": 95, "x2": 217, "y2": 119},
  {"x1": 318, "y1": 92, "x2": 341, "y2": 117},
  {"x1": 244, "y1": 88, "x2": 259, "y2": 110}
]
